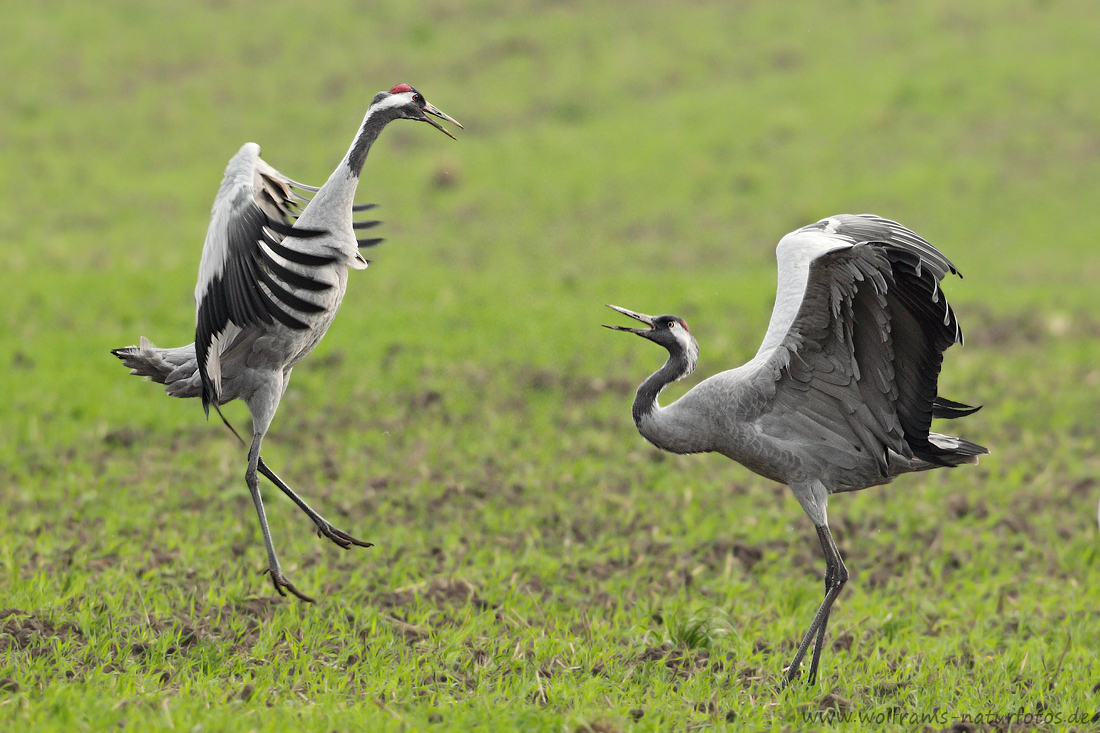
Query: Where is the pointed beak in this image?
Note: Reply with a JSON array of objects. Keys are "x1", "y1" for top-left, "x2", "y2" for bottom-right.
[
  {"x1": 602, "y1": 304, "x2": 656, "y2": 335},
  {"x1": 422, "y1": 102, "x2": 462, "y2": 140}
]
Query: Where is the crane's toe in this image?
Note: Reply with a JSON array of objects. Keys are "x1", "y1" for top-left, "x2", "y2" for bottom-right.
[
  {"x1": 315, "y1": 521, "x2": 374, "y2": 550},
  {"x1": 262, "y1": 568, "x2": 316, "y2": 603}
]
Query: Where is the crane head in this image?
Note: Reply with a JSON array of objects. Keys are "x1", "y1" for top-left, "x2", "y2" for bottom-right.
[
  {"x1": 377, "y1": 84, "x2": 463, "y2": 139},
  {"x1": 604, "y1": 304, "x2": 694, "y2": 347}
]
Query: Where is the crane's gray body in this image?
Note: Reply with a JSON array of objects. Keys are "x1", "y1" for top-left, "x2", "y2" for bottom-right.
[
  {"x1": 610, "y1": 214, "x2": 986, "y2": 683},
  {"x1": 121, "y1": 89, "x2": 457, "y2": 421},
  {"x1": 628, "y1": 215, "x2": 984, "y2": 524},
  {"x1": 127, "y1": 140, "x2": 364, "y2": 422},
  {"x1": 113, "y1": 86, "x2": 461, "y2": 601}
]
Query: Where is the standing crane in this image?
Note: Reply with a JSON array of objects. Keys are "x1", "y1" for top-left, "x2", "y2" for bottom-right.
[
  {"x1": 112, "y1": 85, "x2": 461, "y2": 602},
  {"x1": 605, "y1": 214, "x2": 987, "y2": 684}
]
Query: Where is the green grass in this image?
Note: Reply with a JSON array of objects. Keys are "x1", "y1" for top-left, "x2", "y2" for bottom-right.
[{"x1": 3, "y1": 0, "x2": 1100, "y2": 730}]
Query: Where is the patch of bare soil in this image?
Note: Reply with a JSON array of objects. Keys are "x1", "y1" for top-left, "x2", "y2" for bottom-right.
[
  {"x1": 0, "y1": 609, "x2": 84, "y2": 653},
  {"x1": 633, "y1": 644, "x2": 715, "y2": 678},
  {"x1": 373, "y1": 577, "x2": 497, "y2": 615}
]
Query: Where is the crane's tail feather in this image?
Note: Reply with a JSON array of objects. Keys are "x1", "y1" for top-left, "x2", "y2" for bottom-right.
[
  {"x1": 111, "y1": 338, "x2": 202, "y2": 399},
  {"x1": 927, "y1": 432, "x2": 989, "y2": 465},
  {"x1": 112, "y1": 338, "x2": 246, "y2": 447}
]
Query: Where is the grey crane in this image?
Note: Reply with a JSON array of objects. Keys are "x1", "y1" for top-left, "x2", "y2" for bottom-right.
[
  {"x1": 605, "y1": 214, "x2": 987, "y2": 684},
  {"x1": 112, "y1": 84, "x2": 461, "y2": 602}
]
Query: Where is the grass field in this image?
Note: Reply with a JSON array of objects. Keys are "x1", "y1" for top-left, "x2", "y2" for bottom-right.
[{"x1": 3, "y1": 1, "x2": 1100, "y2": 730}]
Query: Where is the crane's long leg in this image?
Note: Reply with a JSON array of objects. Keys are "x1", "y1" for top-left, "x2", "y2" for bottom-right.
[
  {"x1": 784, "y1": 524, "x2": 848, "y2": 685},
  {"x1": 257, "y1": 457, "x2": 373, "y2": 550},
  {"x1": 808, "y1": 605, "x2": 832, "y2": 684},
  {"x1": 246, "y1": 431, "x2": 314, "y2": 603},
  {"x1": 806, "y1": 526, "x2": 846, "y2": 684}
]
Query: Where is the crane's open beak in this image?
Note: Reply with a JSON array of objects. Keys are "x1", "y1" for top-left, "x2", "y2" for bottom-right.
[
  {"x1": 422, "y1": 103, "x2": 463, "y2": 140},
  {"x1": 603, "y1": 304, "x2": 655, "y2": 335}
]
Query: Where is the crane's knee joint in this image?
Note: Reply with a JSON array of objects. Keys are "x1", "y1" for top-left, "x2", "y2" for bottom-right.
[{"x1": 834, "y1": 566, "x2": 849, "y2": 587}]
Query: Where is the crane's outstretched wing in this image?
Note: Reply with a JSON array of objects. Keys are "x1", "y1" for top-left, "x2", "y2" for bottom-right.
[
  {"x1": 193, "y1": 143, "x2": 340, "y2": 415},
  {"x1": 750, "y1": 214, "x2": 971, "y2": 474}
]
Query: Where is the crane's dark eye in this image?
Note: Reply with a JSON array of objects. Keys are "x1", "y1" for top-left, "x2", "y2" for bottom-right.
[{"x1": 413, "y1": 93, "x2": 421, "y2": 103}]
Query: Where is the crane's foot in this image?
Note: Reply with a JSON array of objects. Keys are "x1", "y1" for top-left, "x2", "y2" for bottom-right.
[
  {"x1": 314, "y1": 520, "x2": 374, "y2": 550},
  {"x1": 261, "y1": 567, "x2": 315, "y2": 603}
]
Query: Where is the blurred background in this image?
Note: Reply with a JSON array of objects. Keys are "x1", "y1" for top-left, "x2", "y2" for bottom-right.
[{"x1": 2, "y1": 0, "x2": 1098, "y2": 453}]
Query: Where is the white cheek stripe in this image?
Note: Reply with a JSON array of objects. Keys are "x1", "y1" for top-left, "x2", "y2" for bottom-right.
[{"x1": 372, "y1": 92, "x2": 415, "y2": 114}]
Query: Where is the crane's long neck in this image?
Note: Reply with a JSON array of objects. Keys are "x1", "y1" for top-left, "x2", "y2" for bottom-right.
[
  {"x1": 346, "y1": 109, "x2": 394, "y2": 179},
  {"x1": 306, "y1": 104, "x2": 396, "y2": 218},
  {"x1": 632, "y1": 350, "x2": 692, "y2": 426},
  {"x1": 632, "y1": 343, "x2": 706, "y2": 454}
]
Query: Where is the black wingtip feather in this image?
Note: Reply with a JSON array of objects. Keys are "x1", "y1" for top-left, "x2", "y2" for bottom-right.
[
  {"x1": 257, "y1": 247, "x2": 332, "y2": 292},
  {"x1": 264, "y1": 218, "x2": 327, "y2": 239},
  {"x1": 358, "y1": 238, "x2": 384, "y2": 249},
  {"x1": 932, "y1": 397, "x2": 982, "y2": 420},
  {"x1": 262, "y1": 232, "x2": 338, "y2": 267},
  {"x1": 353, "y1": 220, "x2": 382, "y2": 230},
  {"x1": 255, "y1": 267, "x2": 326, "y2": 318},
  {"x1": 264, "y1": 301, "x2": 310, "y2": 330}
]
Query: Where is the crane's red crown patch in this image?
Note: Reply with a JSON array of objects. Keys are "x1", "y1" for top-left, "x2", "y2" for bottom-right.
[{"x1": 389, "y1": 84, "x2": 414, "y2": 94}]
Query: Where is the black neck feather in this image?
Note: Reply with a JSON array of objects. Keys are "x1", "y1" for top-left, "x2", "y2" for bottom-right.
[
  {"x1": 346, "y1": 110, "x2": 396, "y2": 178},
  {"x1": 632, "y1": 347, "x2": 691, "y2": 426}
]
